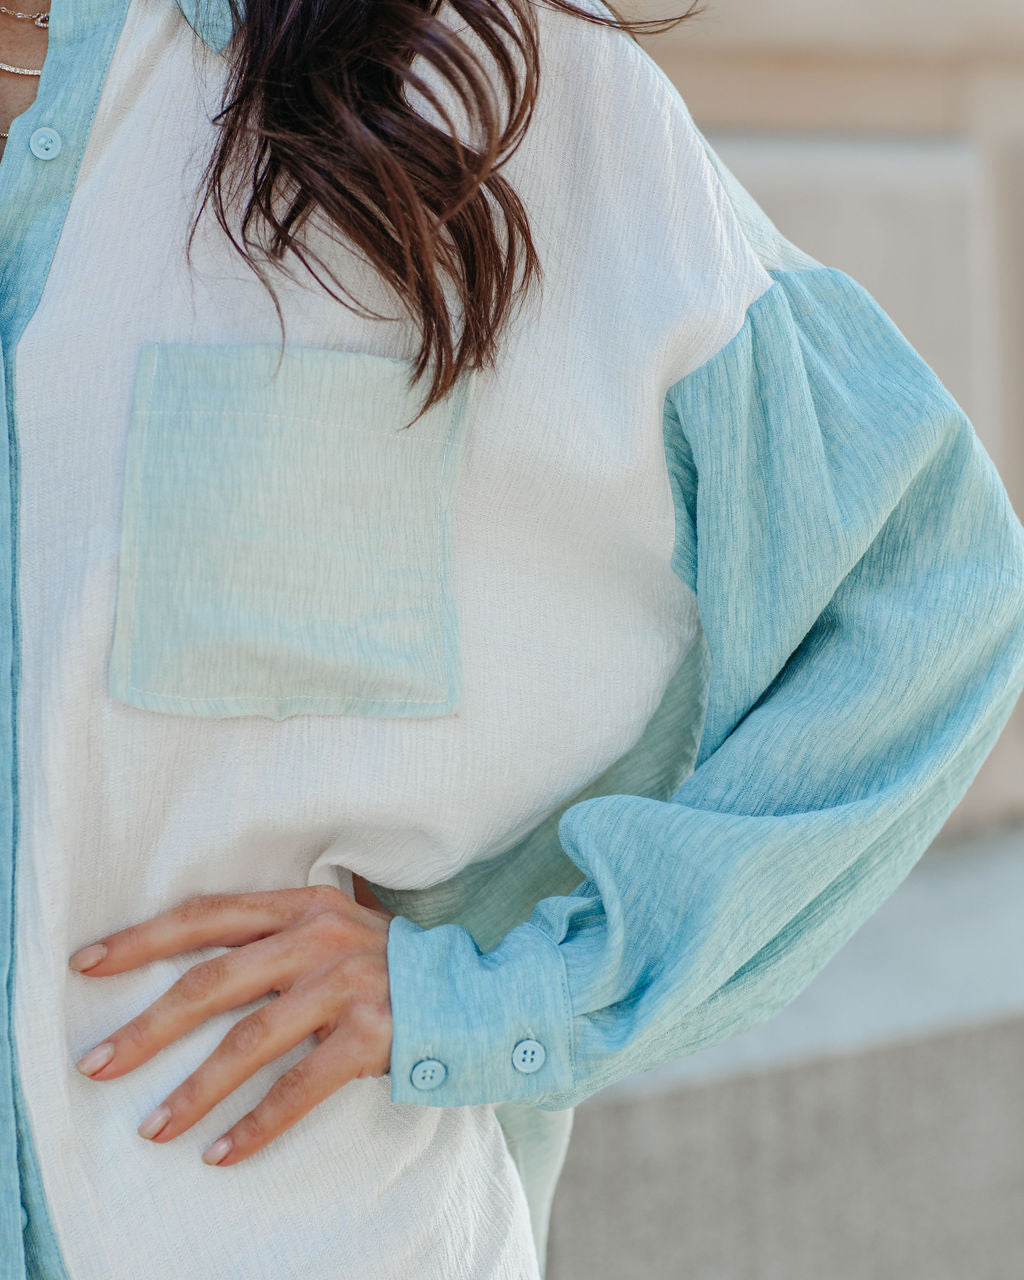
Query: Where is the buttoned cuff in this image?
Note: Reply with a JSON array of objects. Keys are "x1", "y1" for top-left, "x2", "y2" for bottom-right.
[{"x1": 385, "y1": 913, "x2": 576, "y2": 1106}]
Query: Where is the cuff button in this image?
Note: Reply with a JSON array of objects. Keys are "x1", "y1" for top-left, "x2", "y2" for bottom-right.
[
  {"x1": 511, "y1": 1038, "x2": 546, "y2": 1074},
  {"x1": 410, "y1": 1058, "x2": 447, "y2": 1090}
]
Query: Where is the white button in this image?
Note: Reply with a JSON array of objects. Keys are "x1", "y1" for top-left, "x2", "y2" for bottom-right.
[
  {"x1": 410, "y1": 1058, "x2": 447, "y2": 1090},
  {"x1": 29, "y1": 126, "x2": 62, "y2": 160},
  {"x1": 20, "y1": 1203, "x2": 28, "y2": 1230},
  {"x1": 511, "y1": 1038, "x2": 546, "y2": 1074}
]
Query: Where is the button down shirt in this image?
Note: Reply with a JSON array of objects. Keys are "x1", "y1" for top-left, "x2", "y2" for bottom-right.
[{"x1": 3, "y1": 0, "x2": 1024, "y2": 1276}]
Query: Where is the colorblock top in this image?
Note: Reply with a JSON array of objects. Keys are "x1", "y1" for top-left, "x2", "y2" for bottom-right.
[{"x1": 2, "y1": 0, "x2": 1024, "y2": 1277}]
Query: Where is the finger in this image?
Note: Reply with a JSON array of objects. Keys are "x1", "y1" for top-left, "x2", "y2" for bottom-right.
[
  {"x1": 137, "y1": 967, "x2": 349, "y2": 1142},
  {"x1": 75, "y1": 916, "x2": 341, "y2": 1081},
  {"x1": 200, "y1": 1023, "x2": 372, "y2": 1167},
  {"x1": 68, "y1": 883, "x2": 352, "y2": 976}
]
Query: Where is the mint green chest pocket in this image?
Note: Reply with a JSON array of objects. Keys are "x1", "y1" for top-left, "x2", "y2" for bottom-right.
[{"x1": 108, "y1": 343, "x2": 470, "y2": 720}]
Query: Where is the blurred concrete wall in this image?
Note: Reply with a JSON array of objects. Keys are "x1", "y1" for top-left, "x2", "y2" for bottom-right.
[
  {"x1": 635, "y1": 0, "x2": 1024, "y2": 835},
  {"x1": 550, "y1": 1010, "x2": 1024, "y2": 1280}
]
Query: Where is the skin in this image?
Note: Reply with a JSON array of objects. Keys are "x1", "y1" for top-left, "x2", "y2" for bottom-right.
[
  {"x1": 0, "y1": 2, "x2": 48, "y2": 158},
  {"x1": 2, "y1": 7, "x2": 399, "y2": 1171},
  {"x1": 68, "y1": 877, "x2": 396, "y2": 1168}
]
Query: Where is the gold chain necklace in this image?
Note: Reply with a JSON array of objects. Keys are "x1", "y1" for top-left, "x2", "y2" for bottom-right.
[
  {"x1": 0, "y1": 57, "x2": 43, "y2": 135},
  {"x1": 0, "y1": 59, "x2": 43, "y2": 137},
  {"x1": 0, "y1": 3, "x2": 48, "y2": 139},
  {"x1": 0, "y1": 5, "x2": 49, "y2": 26}
]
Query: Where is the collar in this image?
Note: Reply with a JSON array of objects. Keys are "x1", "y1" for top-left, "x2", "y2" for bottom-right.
[{"x1": 174, "y1": 0, "x2": 239, "y2": 53}]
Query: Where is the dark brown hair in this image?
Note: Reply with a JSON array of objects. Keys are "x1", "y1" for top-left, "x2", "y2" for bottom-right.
[{"x1": 189, "y1": 0, "x2": 706, "y2": 424}]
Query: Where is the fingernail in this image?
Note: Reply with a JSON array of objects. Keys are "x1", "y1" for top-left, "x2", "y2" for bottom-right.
[
  {"x1": 202, "y1": 1136, "x2": 232, "y2": 1166},
  {"x1": 75, "y1": 1042, "x2": 115, "y2": 1076},
  {"x1": 138, "y1": 1104, "x2": 172, "y2": 1140},
  {"x1": 69, "y1": 943, "x2": 107, "y2": 972}
]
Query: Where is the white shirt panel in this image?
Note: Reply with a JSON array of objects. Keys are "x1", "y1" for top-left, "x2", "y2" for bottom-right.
[{"x1": 10, "y1": 0, "x2": 771, "y2": 1275}]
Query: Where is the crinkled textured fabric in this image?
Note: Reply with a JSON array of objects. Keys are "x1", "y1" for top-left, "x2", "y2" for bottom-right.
[
  {"x1": 383, "y1": 262, "x2": 1024, "y2": 1111},
  {"x1": 1, "y1": 0, "x2": 1023, "y2": 1277}
]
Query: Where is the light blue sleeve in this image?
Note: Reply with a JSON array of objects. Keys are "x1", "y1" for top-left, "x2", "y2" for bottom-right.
[{"x1": 384, "y1": 261, "x2": 1024, "y2": 1109}]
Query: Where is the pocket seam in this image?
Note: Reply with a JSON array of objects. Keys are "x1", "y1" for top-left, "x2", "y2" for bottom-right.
[{"x1": 109, "y1": 342, "x2": 468, "y2": 719}]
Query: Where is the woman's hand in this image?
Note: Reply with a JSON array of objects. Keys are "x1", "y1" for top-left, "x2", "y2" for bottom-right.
[{"x1": 67, "y1": 881, "x2": 396, "y2": 1168}]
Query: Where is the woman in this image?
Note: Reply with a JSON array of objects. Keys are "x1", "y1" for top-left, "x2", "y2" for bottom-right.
[{"x1": 2, "y1": 0, "x2": 1023, "y2": 1276}]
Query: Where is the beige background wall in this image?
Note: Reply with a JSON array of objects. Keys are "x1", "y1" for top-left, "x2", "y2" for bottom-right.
[{"x1": 633, "y1": 0, "x2": 1024, "y2": 835}]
